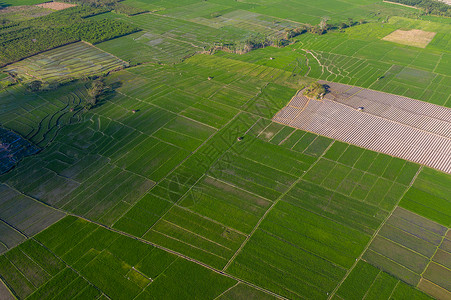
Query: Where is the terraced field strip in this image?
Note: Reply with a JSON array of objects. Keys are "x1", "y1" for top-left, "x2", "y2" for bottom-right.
[
  {"x1": 2, "y1": 42, "x2": 128, "y2": 83},
  {"x1": 274, "y1": 82, "x2": 451, "y2": 173},
  {"x1": 362, "y1": 207, "x2": 450, "y2": 299}
]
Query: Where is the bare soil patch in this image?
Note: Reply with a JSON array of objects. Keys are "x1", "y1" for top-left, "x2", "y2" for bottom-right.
[
  {"x1": 36, "y1": 1, "x2": 76, "y2": 10},
  {"x1": 382, "y1": 29, "x2": 436, "y2": 48},
  {"x1": 0, "y1": 5, "x2": 51, "y2": 20}
]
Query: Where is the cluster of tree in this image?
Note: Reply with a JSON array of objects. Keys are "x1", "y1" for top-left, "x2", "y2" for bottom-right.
[
  {"x1": 215, "y1": 34, "x2": 274, "y2": 54},
  {"x1": 209, "y1": 16, "x2": 366, "y2": 55},
  {"x1": 85, "y1": 77, "x2": 110, "y2": 109},
  {"x1": 0, "y1": 18, "x2": 12, "y2": 28},
  {"x1": 308, "y1": 17, "x2": 365, "y2": 35},
  {"x1": 112, "y1": 3, "x2": 148, "y2": 16},
  {"x1": 303, "y1": 82, "x2": 327, "y2": 99},
  {"x1": 67, "y1": 19, "x2": 139, "y2": 43},
  {"x1": 389, "y1": 0, "x2": 451, "y2": 17},
  {"x1": 0, "y1": 6, "x2": 139, "y2": 66},
  {"x1": 283, "y1": 17, "x2": 365, "y2": 39}
]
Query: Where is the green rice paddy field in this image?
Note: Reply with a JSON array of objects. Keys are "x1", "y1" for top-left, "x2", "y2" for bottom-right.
[{"x1": 0, "y1": 0, "x2": 450, "y2": 299}]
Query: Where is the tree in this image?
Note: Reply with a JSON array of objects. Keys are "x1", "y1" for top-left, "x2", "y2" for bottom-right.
[
  {"x1": 27, "y1": 80, "x2": 42, "y2": 92},
  {"x1": 85, "y1": 78, "x2": 106, "y2": 109},
  {"x1": 347, "y1": 18, "x2": 354, "y2": 27},
  {"x1": 309, "y1": 25, "x2": 325, "y2": 35},
  {"x1": 339, "y1": 22, "x2": 348, "y2": 30},
  {"x1": 303, "y1": 82, "x2": 327, "y2": 99},
  {"x1": 284, "y1": 28, "x2": 296, "y2": 39},
  {"x1": 319, "y1": 16, "x2": 329, "y2": 31}
]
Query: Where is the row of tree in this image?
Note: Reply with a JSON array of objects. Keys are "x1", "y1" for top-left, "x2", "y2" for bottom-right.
[
  {"x1": 207, "y1": 17, "x2": 366, "y2": 55},
  {"x1": 389, "y1": 0, "x2": 451, "y2": 17},
  {"x1": 287, "y1": 17, "x2": 365, "y2": 38}
]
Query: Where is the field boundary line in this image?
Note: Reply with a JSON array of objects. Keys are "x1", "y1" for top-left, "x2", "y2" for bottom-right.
[
  {"x1": 28, "y1": 238, "x2": 108, "y2": 299},
  {"x1": 147, "y1": 228, "x2": 228, "y2": 260},
  {"x1": 362, "y1": 271, "x2": 381, "y2": 300},
  {"x1": 421, "y1": 228, "x2": 450, "y2": 276},
  {"x1": 0, "y1": 256, "x2": 33, "y2": 299},
  {"x1": 205, "y1": 175, "x2": 273, "y2": 203},
  {"x1": 83, "y1": 41, "x2": 129, "y2": 66},
  {"x1": 328, "y1": 164, "x2": 424, "y2": 299},
  {"x1": 159, "y1": 219, "x2": 235, "y2": 251},
  {"x1": 433, "y1": 53, "x2": 443, "y2": 74},
  {"x1": 0, "y1": 278, "x2": 17, "y2": 300},
  {"x1": 0, "y1": 219, "x2": 28, "y2": 241},
  {"x1": 72, "y1": 214, "x2": 288, "y2": 300},
  {"x1": 139, "y1": 112, "x2": 244, "y2": 236},
  {"x1": 1, "y1": 183, "x2": 66, "y2": 216},
  {"x1": 278, "y1": 128, "x2": 296, "y2": 145},
  {"x1": 222, "y1": 140, "x2": 336, "y2": 272},
  {"x1": 174, "y1": 203, "x2": 248, "y2": 236},
  {"x1": 213, "y1": 282, "x2": 239, "y2": 300},
  {"x1": 109, "y1": 105, "x2": 241, "y2": 229},
  {"x1": 388, "y1": 281, "x2": 400, "y2": 299},
  {"x1": 377, "y1": 219, "x2": 448, "y2": 262}
]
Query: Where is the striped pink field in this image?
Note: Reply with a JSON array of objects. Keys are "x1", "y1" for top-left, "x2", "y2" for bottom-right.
[{"x1": 274, "y1": 82, "x2": 451, "y2": 173}]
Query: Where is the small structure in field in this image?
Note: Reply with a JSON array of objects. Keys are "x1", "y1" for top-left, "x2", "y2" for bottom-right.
[
  {"x1": 207, "y1": 76, "x2": 213, "y2": 80},
  {"x1": 357, "y1": 106, "x2": 364, "y2": 111},
  {"x1": 237, "y1": 136, "x2": 244, "y2": 141},
  {"x1": 269, "y1": 57, "x2": 274, "y2": 60},
  {"x1": 132, "y1": 109, "x2": 137, "y2": 113}
]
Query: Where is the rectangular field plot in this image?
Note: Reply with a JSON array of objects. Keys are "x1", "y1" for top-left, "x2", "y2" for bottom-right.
[
  {"x1": 0, "y1": 216, "x2": 238, "y2": 299},
  {"x1": 179, "y1": 176, "x2": 272, "y2": 234},
  {"x1": 0, "y1": 184, "x2": 64, "y2": 254},
  {"x1": 208, "y1": 136, "x2": 316, "y2": 201},
  {"x1": 382, "y1": 29, "x2": 436, "y2": 48},
  {"x1": 2, "y1": 42, "x2": 127, "y2": 83},
  {"x1": 363, "y1": 207, "x2": 450, "y2": 298},
  {"x1": 282, "y1": 180, "x2": 389, "y2": 235},
  {"x1": 273, "y1": 82, "x2": 451, "y2": 173},
  {"x1": 336, "y1": 260, "x2": 432, "y2": 300},
  {"x1": 400, "y1": 167, "x2": 451, "y2": 226},
  {"x1": 226, "y1": 200, "x2": 370, "y2": 299},
  {"x1": 142, "y1": 205, "x2": 246, "y2": 269},
  {"x1": 302, "y1": 142, "x2": 417, "y2": 211}
]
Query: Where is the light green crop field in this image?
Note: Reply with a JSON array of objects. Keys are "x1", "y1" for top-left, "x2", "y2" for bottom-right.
[
  {"x1": 0, "y1": 0, "x2": 449, "y2": 299},
  {"x1": 2, "y1": 42, "x2": 128, "y2": 84}
]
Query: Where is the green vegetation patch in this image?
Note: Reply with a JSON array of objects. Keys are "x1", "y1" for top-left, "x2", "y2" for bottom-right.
[
  {"x1": 400, "y1": 167, "x2": 451, "y2": 226},
  {"x1": 3, "y1": 42, "x2": 128, "y2": 84},
  {"x1": 0, "y1": 216, "x2": 239, "y2": 299},
  {"x1": 336, "y1": 260, "x2": 433, "y2": 300},
  {"x1": 363, "y1": 207, "x2": 449, "y2": 292},
  {"x1": 0, "y1": 6, "x2": 139, "y2": 66}
]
